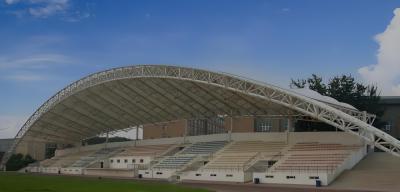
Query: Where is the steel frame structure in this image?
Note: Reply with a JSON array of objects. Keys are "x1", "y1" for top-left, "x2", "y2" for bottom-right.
[{"x1": 1, "y1": 65, "x2": 399, "y2": 168}]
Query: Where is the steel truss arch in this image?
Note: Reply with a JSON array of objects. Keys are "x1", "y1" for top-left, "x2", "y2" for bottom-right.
[{"x1": 1, "y1": 65, "x2": 399, "y2": 168}]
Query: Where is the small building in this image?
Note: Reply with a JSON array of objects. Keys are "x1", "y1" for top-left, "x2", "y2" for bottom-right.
[
  {"x1": 379, "y1": 96, "x2": 400, "y2": 139},
  {"x1": 0, "y1": 139, "x2": 14, "y2": 160}
]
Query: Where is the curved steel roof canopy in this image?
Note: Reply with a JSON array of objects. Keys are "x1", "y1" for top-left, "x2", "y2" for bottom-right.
[{"x1": 1, "y1": 65, "x2": 399, "y2": 166}]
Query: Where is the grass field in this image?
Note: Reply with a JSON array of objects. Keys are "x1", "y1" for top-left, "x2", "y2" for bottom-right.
[{"x1": 0, "y1": 172, "x2": 210, "y2": 192}]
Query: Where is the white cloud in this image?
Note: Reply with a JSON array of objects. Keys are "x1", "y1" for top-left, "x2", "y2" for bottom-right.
[
  {"x1": 0, "y1": 53, "x2": 72, "y2": 82},
  {"x1": 62, "y1": 11, "x2": 90, "y2": 22},
  {"x1": 358, "y1": 8, "x2": 400, "y2": 95},
  {"x1": 0, "y1": 54, "x2": 71, "y2": 69},
  {"x1": 4, "y1": 73, "x2": 46, "y2": 81},
  {"x1": 28, "y1": 0, "x2": 69, "y2": 18},
  {"x1": 4, "y1": 0, "x2": 20, "y2": 4},
  {"x1": 0, "y1": 115, "x2": 28, "y2": 139},
  {"x1": 3, "y1": 0, "x2": 90, "y2": 21}
]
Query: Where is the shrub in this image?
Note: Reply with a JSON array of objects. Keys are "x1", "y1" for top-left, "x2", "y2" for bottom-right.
[{"x1": 5, "y1": 154, "x2": 36, "y2": 171}]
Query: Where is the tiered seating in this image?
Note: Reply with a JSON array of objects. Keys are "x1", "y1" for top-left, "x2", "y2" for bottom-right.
[
  {"x1": 204, "y1": 152, "x2": 256, "y2": 170},
  {"x1": 203, "y1": 141, "x2": 287, "y2": 170},
  {"x1": 150, "y1": 141, "x2": 226, "y2": 170},
  {"x1": 180, "y1": 141, "x2": 226, "y2": 155},
  {"x1": 40, "y1": 157, "x2": 61, "y2": 167},
  {"x1": 223, "y1": 141, "x2": 287, "y2": 153},
  {"x1": 152, "y1": 156, "x2": 195, "y2": 169},
  {"x1": 115, "y1": 144, "x2": 173, "y2": 157},
  {"x1": 274, "y1": 142, "x2": 361, "y2": 173},
  {"x1": 288, "y1": 142, "x2": 361, "y2": 152},
  {"x1": 70, "y1": 148, "x2": 119, "y2": 168},
  {"x1": 40, "y1": 150, "x2": 95, "y2": 167}
]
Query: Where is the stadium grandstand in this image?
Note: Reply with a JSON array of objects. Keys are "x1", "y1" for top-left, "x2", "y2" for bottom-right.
[{"x1": 1, "y1": 65, "x2": 400, "y2": 187}]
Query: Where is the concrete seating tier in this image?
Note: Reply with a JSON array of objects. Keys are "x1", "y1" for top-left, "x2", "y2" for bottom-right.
[
  {"x1": 288, "y1": 142, "x2": 361, "y2": 151},
  {"x1": 70, "y1": 148, "x2": 119, "y2": 168},
  {"x1": 203, "y1": 152, "x2": 256, "y2": 170},
  {"x1": 39, "y1": 157, "x2": 61, "y2": 167},
  {"x1": 115, "y1": 144, "x2": 173, "y2": 157},
  {"x1": 202, "y1": 141, "x2": 287, "y2": 170},
  {"x1": 273, "y1": 142, "x2": 362, "y2": 173},
  {"x1": 152, "y1": 156, "x2": 195, "y2": 169},
  {"x1": 40, "y1": 150, "x2": 95, "y2": 168},
  {"x1": 180, "y1": 141, "x2": 227, "y2": 155},
  {"x1": 222, "y1": 141, "x2": 287, "y2": 153}
]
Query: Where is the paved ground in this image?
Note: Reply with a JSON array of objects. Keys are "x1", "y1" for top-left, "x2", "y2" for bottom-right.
[
  {"x1": 180, "y1": 152, "x2": 399, "y2": 192},
  {"x1": 328, "y1": 152, "x2": 400, "y2": 192},
  {"x1": 181, "y1": 181, "x2": 379, "y2": 192}
]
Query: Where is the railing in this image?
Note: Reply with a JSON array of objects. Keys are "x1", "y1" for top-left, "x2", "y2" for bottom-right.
[
  {"x1": 179, "y1": 155, "x2": 203, "y2": 172},
  {"x1": 242, "y1": 152, "x2": 262, "y2": 171}
]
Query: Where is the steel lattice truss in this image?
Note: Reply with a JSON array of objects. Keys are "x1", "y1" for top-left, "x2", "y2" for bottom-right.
[{"x1": 1, "y1": 65, "x2": 399, "y2": 168}]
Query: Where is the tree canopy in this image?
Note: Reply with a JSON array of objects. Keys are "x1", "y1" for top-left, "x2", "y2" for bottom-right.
[
  {"x1": 5, "y1": 153, "x2": 36, "y2": 171},
  {"x1": 290, "y1": 74, "x2": 384, "y2": 128}
]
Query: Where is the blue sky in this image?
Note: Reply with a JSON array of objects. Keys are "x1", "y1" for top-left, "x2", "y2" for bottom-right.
[{"x1": 0, "y1": 0, "x2": 399, "y2": 138}]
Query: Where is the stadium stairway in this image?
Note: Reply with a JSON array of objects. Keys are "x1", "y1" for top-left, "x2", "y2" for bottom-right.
[
  {"x1": 152, "y1": 141, "x2": 228, "y2": 170},
  {"x1": 178, "y1": 141, "x2": 289, "y2": 183},
  {"x1": 140, "y1": 141, "x2": 228, "y2": 179},
  {"x1": 178, "y1": 141, "x2": 227, "y2": 155},
  {"x1": 200, "y1": 141, "x2": 288, "y2": 172}
]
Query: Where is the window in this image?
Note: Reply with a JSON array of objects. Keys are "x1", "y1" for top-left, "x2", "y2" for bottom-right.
[
  {"x1": 195, "y1": 173, "x2": 201, "y2": 176},
  {"x1": 383, "y1": 121, "x2": 393, "y2": 132},
  {"x1": 282, "y1": 118, "x2": 289, "y2": 130},
  {"x1": 265, "y1": 175, "x2": 274, "y2": 178},
  {"x1": 156, "y1": 172, "x2": 163, "y2": 175},
  {"x1": 286, "y1": 176, "x2": 296, "y2": 179},
  {"x1": 124, "y1": 159, "x2": 128, "y2": 163},
  {"x1": 132, "y1": 159, "x2": 136, "y2": 163},
  {"x1": 187, "y1": 117, "x2": 226, "y2": 136},
  {"x1": 110, "y1": 159, "x2": 114, "y2": 163},
  {"x1": 226, "y1": 174, "x2": 233, "y2": 177},
  {"x1": 117, "y1": 159, "x2": 120, "y2": 163},
  {"x1": 309, "y1": 176, "x2": 319, "y2": 179},
  {"x1": 140, "y1": 159, "x2": 144, "y2": 163},
  {"x1": 210, "y1": 174, "x2": 217, "y2": 176},
  {"x1": 255, "y1": 118, "x2": 272, "y2": 132}
]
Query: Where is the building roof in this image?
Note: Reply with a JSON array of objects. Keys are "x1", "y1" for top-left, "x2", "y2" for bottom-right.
[
  {"x1": 380, "y1": 96, "x2": 400, "y2": 105},
  {"x1": 290, "y1": 88, "x2": 357, "y2": 110},
  {"x1": 1, "y1": 65, "x2": 399, "y2": 167}
]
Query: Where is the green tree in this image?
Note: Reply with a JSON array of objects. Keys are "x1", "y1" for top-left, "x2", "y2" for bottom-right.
[
  {"x1": 291, "y1": 74, "x2": 384, "y2": 129},
  {"x1": 5, "y1": 153, "x2": 36, "y2": 171}
]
